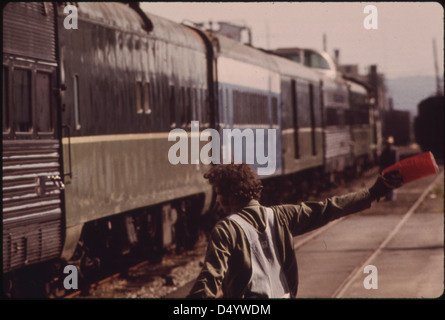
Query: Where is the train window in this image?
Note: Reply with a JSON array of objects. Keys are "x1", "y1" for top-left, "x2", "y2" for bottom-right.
[
  {"x1": 35, "y1": 71, "x2": 53, "y2": 132},
  {"x1": 143, "y1": 82, "x2": 151, "y2": 114},
  {"x1": 232, "y1": 90, "x2": 240, "y2": 122},
  {"x1": 287, "y1": 53, "x2": 301, "y2": 64},
  {"x1": 3, "y1": 66, "x2": 10, "y2": 132},
  {"x1": 353, "y1": 110, "x2": 369, "y2": 125},
  {"x1": 362, "y1": 111, "x2": 370, "y2": 125},
  {"x1": 169, "y1": 85, "x2": 176, "y2": 128},
  {"x1": 338, "y1": 109, "x2": 346, "y2": 126},
  {"x1": 186, "y1": 87, "x2": 192, "y2": 124},
  {"x1": 312, "y1": 85, "x2": 322, "y2": 127},
  {"x1": 217, "y1": 88, "x2": 222, "y2": 123},
  {"x1": 345, "y1": 109, "x2": 353, "y2": 126},
  {"x1": 198, "y1": 88, "x2": 205, "y2": 125},
  {"x1": 350, "y1": 93, "x2": 370, "y2": 125},
  {"x1": 191, "y1": 87, "x2": 197, "y2": 121},
  {"x1": 325, "y1": 108, "x2": 338, "y2": 126},
  {"x1": 232, "y1": 90, "x2": 273, "y2": 125},
  {"x1": 297, "y1": 82, "x2": 310, "y2": 128},
  {"x1": 309, "y1": 84, "x2": 317, "y2": 156},
  {"x1": 251, "y1": 93, "x2": 256, "y2": 122},
  {"x1": 243, "y1": 91, "x2": 250, "y2": 122},
  {"x1": 291, "y1": 80, "x2": 300, "y2": 159},
  {"x1": 136, "y1": 81, "x2": 143, "y2": 114},
  {"x1": 201, "y1": 89, "x2": 206, "y2": 124},
  {"x1": 13, "y1": 68, "x2": 32, "y2": 132},
  {"x1": 152, "y1": 79, "x2": 158, "y2": 111},
  {"x1": 262, "y1": 94, "x2": 268, "y2": 123},
  {"x1": 180, "y1": 87, "x2": 186, "y2": 127},
  {"x1": 73, "y1": 75, "x2": 81, "y2": 130},
  {"x1": 224, "y1": 88, "x2": 229, "y2": 127},
  {"x1": 203, "y1": 89, "x2": 209, "y2": 126},
  {"x1": 304, "y1": 51, "x2": 330, "y2": 70},
  {"x1": 195, "y1": 87, "x2": 201, "y2": 123},
  {"x1": 271, "y1": 97, "x2": 278, "y2": 125}
]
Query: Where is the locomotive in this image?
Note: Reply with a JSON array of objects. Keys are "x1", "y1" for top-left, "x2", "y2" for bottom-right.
[
  {"x1": 414, "y1": 94, "x2": 444, "y2": 160},
  {"x1": 2, "y1": 2, "x2": 380, "y2": 297}
]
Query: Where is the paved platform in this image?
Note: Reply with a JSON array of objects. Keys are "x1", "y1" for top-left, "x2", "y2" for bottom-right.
[{"x1": 295, "y1": 170, "x2": 444, "y2": 298}]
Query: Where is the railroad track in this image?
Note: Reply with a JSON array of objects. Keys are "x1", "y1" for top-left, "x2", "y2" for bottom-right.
[
  {"x1": 332, "y1": 170, "x2": 443, "y2": 298},
  {"x1": 294, "y1": 167, "x2": 443, "y2": 298}
]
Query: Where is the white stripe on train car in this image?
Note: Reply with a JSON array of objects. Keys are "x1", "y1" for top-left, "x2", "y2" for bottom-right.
[
  {"x1": 62, "y1": 132, "x2": 171, "y2": 144},
  {"x1": 217, "y1": 56, "x2": 280, "y2": 94}
]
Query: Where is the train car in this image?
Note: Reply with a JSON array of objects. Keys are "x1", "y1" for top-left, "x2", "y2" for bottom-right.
[
  {"x1": 56, "y1": 2, "x2": 215, "y2": 262},
  {"x1": 2, "y1": 2, "x2": 215, "y2": 295},
  {"x1": 275, "y1": 47, "x2": 375, "y2": 181},
  {"x1": 209, "y1": 33, "x2": 283, "y2": 177},
  {"x1": 320, "y1": 75, "x2": 353, "y2": 179},
  {"x1": 301, "y1": 49, "x2": 355, "y2": 180},
  {"x1": 269, "y1": 54, "x2": 324, "y2": 177},
  {"x1": 415, "y1": 94, "x2": 444, "y2": 160},
  {"x1": 3, "y1": 1, "x2": 64, "y2": 277},
  {"x1": 347, "y1": 79, "x2": 375, "y2": 174}
]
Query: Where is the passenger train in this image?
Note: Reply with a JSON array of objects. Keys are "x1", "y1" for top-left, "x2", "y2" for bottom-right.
[{"x1": 2, "y1": 2, "x2": 381, "y2": 296}]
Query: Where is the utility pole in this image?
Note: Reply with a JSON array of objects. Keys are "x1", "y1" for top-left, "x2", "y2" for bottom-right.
[
  {"x1": 432, "y1": 38, "x2": 443, "y2": 96},
  {"x1": 323, "y1": 33, "x2": 327, "y2": 52}
]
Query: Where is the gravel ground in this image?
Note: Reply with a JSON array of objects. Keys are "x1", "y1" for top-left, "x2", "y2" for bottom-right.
[{"x1": 75, "y1": 238, "x2": 208, "y2": 298}]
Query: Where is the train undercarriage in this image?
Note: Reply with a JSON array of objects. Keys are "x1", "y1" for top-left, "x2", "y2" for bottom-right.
[{"x1": 3, "y1": 193, "x2": 208, "y2": 298}]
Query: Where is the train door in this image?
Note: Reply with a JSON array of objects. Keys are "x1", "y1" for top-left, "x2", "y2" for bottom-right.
[
  {"x1": 291, "y1": 79, "x2": 300, "y2": 159},
  {"x1": 270, "y1": 91, "x2": 283, "y2": 176},
  {"x1": 224, "y1": 87, "x2": 232, "y2": 129},
  {"x1": 309, "y1": 83, "x2": 317, "y2": 156},
  {"x1": 2, "y1": 3, "x2": 64, "y2": 273},
  {"x1": 219, "y1": 85, "x2": 232, "y2": 163}
]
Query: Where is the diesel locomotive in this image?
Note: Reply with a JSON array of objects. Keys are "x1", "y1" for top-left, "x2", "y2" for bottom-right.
[
  {"x1": 415, "y1": 94, "x2": 444, "y2": 160},
  {"x1": 2, "y1": 2, "x2": 380, "y2": 297}
]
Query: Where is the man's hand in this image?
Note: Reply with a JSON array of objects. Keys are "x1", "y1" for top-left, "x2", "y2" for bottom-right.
[{"x1": 369, "y1": 170, "x2": 404, "y2": 201}]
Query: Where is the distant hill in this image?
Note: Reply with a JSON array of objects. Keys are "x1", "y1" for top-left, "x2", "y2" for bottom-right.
[{"x1": 386, "y1": 75, "x2": 439, "y2": 117}]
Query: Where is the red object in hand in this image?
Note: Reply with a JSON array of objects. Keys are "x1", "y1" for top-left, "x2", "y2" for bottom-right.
[{"x1": 382, "y1": 151, "x2": 439, "y2": 184}]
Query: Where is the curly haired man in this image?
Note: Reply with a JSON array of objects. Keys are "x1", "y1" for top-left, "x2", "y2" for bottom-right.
[{"x1": 187, "y1": 163, "x2": 402, "y2": 298}]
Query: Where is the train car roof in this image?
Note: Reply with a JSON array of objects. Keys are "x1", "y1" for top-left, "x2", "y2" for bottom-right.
[
  {"x1": 213, "y1": 35, "x2": 321, "y2": 83},
  {"x1": 346, "y1": 79, "x2": 368, "y2": 94},
  {"x1": 144, "y1": 11, "x2": 206, "y2": 51},
  {"x1": 75, "y1": 3, "x2": 139, "y2": 30},
  {"x1": 269, "y1": 53, "x2": 321, "y2": 83},
  {"x1": 75, "y1": 3, "x2": 205, "y2": 51},
  {"x1": 213, "y1": 33, "x2": 279, "y2": 71}
]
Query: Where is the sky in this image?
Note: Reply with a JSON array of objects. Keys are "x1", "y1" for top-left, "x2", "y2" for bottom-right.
[{"x1": 141, "y1": 2, "x2": 444, "y2": 81}]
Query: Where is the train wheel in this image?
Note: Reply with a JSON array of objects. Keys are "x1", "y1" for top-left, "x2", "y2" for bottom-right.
[
  {"x1": 45, "y1": 280, "x2": 66, "y2": 298},
  {"x1": 44, "y1": 261, "x2": 67, "y2": 298},
  {"x1": 2, "y1": 274, "x2": 13, "y2": 297},
  {"x1": 309, "y1": 170, "x2": 322, "y2": 196},
  {"x1": 146, "y1": 210, "x2": 163, "y2": 261}
]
